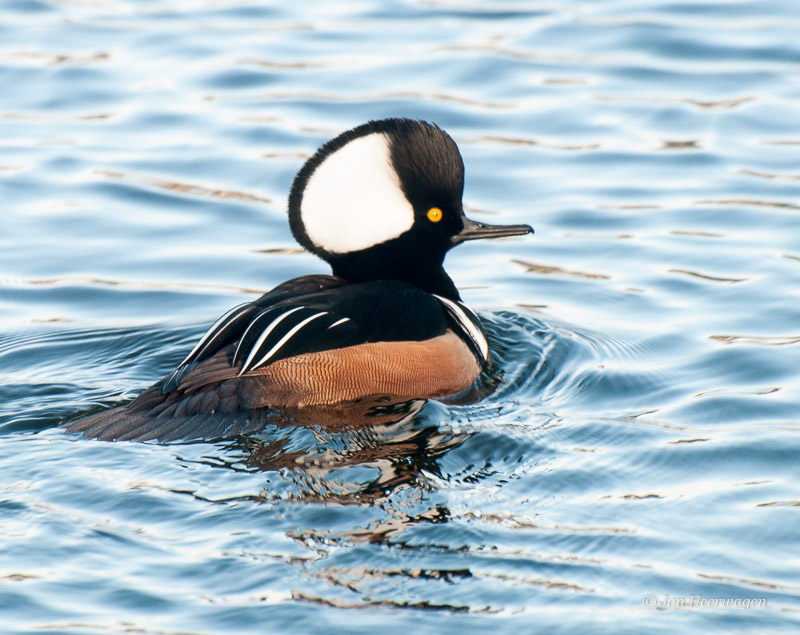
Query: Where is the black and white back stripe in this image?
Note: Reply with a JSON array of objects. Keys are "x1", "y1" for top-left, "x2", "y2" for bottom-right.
[
  {"x1": 161, "y1": 301, "x2": 353, "y2": 391},
  {"x1": 233, "y1": 305, "x2": 306, "y2": 371},
  {"x1": 237, "y1": 308, "x2": 327, "y2": 375},
  {"x1": 162, "y1": 302, "x2": 256, "y2": 391},
  {"x1": 161, "y1": 287, "x2": 488, "y2": 394},
  {"x1": 433, "y1": 295, "x2": 489, "y2": 364},
  {"x1": 229, "y1": 305, "x2": 352, "y2": 375},
  {"x1": 179, "y1": 302, "x2": 253, "y2": 366}
]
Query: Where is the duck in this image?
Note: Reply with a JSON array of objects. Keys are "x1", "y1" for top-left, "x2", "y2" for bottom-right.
[{"x1": 66, "y1": 118, "x2": 533, "y2": 441}]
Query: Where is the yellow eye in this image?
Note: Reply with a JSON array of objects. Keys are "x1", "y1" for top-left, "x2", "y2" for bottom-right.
[{"x1": 427, "y1": 207, "x2": 443, "y2": 223}]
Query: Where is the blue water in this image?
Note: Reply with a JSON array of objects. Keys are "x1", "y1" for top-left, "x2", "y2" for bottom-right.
[{"x1": 2, "y1": 0, "x2": 800, "y2": 632}]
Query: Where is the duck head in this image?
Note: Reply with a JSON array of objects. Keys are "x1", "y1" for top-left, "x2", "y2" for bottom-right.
[{"x1": 288, "y1": 118, "x2": 533, "y2": 299}]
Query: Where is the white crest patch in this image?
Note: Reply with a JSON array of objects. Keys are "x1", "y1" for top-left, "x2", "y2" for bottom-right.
[{"x1": 301, "y1": 132, "x2": 414, "y2": 254}]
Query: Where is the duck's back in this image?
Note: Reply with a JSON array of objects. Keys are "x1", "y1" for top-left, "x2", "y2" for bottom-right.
[{"x1": 65, "y1": 275, "x2": 485, "y2": 441}]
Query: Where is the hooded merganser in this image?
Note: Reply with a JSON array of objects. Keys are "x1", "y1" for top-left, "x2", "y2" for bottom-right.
[{"x1": 66, "y1": 118, "x2": 533, "y2": 441}]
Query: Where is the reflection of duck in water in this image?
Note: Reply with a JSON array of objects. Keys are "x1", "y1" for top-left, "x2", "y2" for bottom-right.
[
  {"x1": 240, "y1": 398, "x2": 472, "y2": 508},
  {"x1": 66, "y1": 119, "x2": 533, "y2": 442}
]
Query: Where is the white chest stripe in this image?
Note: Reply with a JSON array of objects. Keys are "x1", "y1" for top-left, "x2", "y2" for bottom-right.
[
  {"x1": 239, "y1": 311, "x2": 329, "y2": 375},
  {"x1": 434, "y1": 295, "x2": 489, "y2": 363}
]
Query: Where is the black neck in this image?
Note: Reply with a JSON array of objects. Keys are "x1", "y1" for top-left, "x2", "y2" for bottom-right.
[{"x1": 328, "y1": 253, "x2": 461, "y2": 300}]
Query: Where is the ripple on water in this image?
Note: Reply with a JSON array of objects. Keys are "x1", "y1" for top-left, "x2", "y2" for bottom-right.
[{"x1": 3, "y1": 0, "x2": 800, "y2": 631}]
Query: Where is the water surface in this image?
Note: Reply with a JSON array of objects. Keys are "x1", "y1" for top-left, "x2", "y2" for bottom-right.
[{"x1": 2, "y1": 1, "x2": 800, "y2": 632}]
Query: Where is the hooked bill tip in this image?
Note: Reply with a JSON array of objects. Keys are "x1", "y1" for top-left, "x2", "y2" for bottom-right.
[{"x1": 450, "y1": 217, "x2": 534, "y2": 247}]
